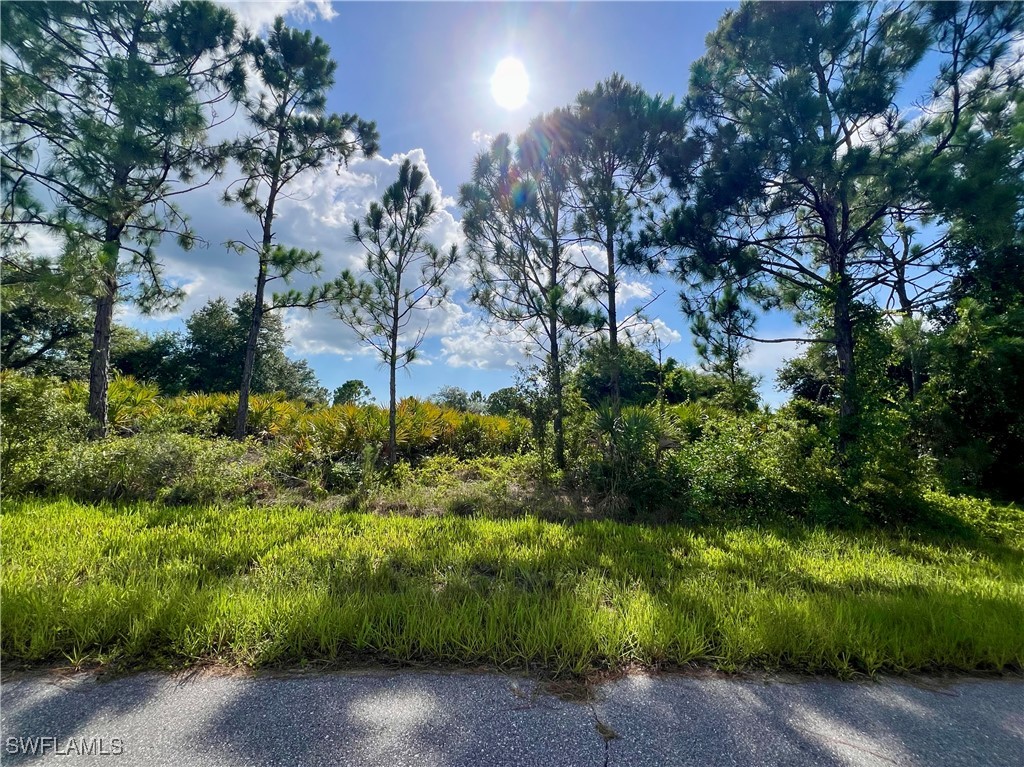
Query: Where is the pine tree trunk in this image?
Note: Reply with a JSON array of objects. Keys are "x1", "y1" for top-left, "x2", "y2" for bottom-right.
[
  {"x1": 387, "y1": 298, "x2": 401, "y2": 467},
  {"x1": 605, "y1": 239, "x2": 620, "y2": 412},
  {"x1": 549, "y1": 312, "x2": 565, "y2": 470},
  {"x1": 236, "y1": 125, "x2": 285, "y2": 441},
  {"x1": 834, "y1": 273, "x2": 858, "y2": 458},
  {"x1": 87, "y1": 270, "x2": 118, "y2": 439},
  {"x1": 388, "y1": 356, "x2": 397, "y2": 468},
  {"x1": 387, "y1": 324, "x2": 399, "y2": 467},
  {"x1": 821, "y1": 192, "x2": 858, "y2": 460},
  {"x1": 234, "y1": 263, "x2": 266, "y2": 440}
]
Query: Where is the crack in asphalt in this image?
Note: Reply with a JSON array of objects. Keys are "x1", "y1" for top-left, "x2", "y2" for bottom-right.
[{"x1": 586, "y1": 698, "x2": 618, "y2": 767}]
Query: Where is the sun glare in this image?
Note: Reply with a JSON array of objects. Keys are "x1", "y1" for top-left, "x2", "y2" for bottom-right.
[{"x1": 490, "y1": 57, "x2": 529, "y2": 110}]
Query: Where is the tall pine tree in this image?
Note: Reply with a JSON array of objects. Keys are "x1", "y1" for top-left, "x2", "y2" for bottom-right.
[
  {"x1": 460, "y1": 116, "x2": 599, "y2": 469},
  {"x1": 335, "y1": 159, "x2": 457, "y2": 465},
  {"x1": 1, "y1": 0, "x2": 245, "y2": 435},
  {"x1": 224, "y1": 17, "x2": 378, "y2": 439}
]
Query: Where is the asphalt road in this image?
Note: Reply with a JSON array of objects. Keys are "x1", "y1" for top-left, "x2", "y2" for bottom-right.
[{"x1": 1, "y1": 669, "x2": 1021, "y2": 766}]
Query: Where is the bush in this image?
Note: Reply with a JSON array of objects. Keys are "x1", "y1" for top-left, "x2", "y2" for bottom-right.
[
  {"x1": 575, "y1": 405, "x2": 682, "y2": 515},
  {"x1": 0, "y1": 370, "x2": 942, "y2": 521},
  {"x1": 846, "y1": 407, "x2": 935, "y2": 525},
  {"x1": 410, "y1": 454, "x2": 529, "y2": 490},
  {"x1": 62, "y1": 375, "x2": 164, "y2": 434},
  {"x1": 46, "y1": 433, "x2": 261, "y2": 505},
  {"x1": 668, "y1": 413, "x2": 794, "y2": 521},
  {"x1": 1, "y1": 372, "x2": 88, "y2": 494}
]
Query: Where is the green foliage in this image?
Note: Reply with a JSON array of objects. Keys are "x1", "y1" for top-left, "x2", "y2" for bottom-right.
[
  {"x1": 110, "y1": 327, "x2": 190, "y2": 394},
  {"x1": 571, "y1": 342, "x2": 758, "y2": 414},
  {"x1": 687, "y1": 283, "x2": 762, "y2": 412},
  {"x1": 566, "y1": 74, "x2": 687, "y2": 406},
  {"x1": 225, "y1": 15, "x2": 377, "y2": 438},
  {"x1": 0, "y1": 371, "x2": 88, "y2": 493},
  {"x1": 917, "y1": 300, "x2": 1024, "y2": 500},
  {"x1": 485, "y1": 386, "x2": 531, "y2": 418},
  {"x1": 777, "y1": 345, "x2": 837, "y2": 405},
  {"x1": 103, "y1": 296, "x2": 328, "y2": 401},
  {"x1": 459, "y1": 121, "x2": 601, "y2": 468},
  {"x1": 574, "y1": 340, "x2": 659, "y2": 408},
  {"x1": 332, "y1": 380, "x2": 373, "y2": 406},
  {"x1": 922, "y1": 492, "x2": 1024, "y2": 547},
  {"x1": 335, "y1": 158, "x2": 458, "y2": 463},
  {"x1": 3, "y1": 498, "x2": 1021, "y2": 674},
  {"x1": 429, "y1": 385, "x2": 473, "y2": 412},
  {"x1": 46, "y1": 433, "x2": 259, "y2": 505},
  {"x1": 183, "y1": 295, "x2": 327, "y2": 402},
  {"x1": 664, "y1": 363, "x2": 760, "y2": 411},
  {"x1": 668, "y1": 414, "x2": 795, "y2": 521},
  {"x1": 664, "y1": 0, "x2": 1021, "y2": 455},
  {"x1": 0, "y1": 250, "x2": 94, "y2": 378},
  {"x1": 1, "y1": 0, "x2": 246, "y2": 433},
  {"x1": 0, "y1": 371, "x2": 529, "y2": 503},
  {"x1": 582, "y1": 404, "x2": 680, "y2": 514}
]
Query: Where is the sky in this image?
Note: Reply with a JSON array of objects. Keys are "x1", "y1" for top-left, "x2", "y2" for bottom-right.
[{"x1": 120, "y1": 0, "x2": 811, "y2": 405}]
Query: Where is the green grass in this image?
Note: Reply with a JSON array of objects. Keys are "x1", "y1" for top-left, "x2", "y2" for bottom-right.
[{"x1": 2, "y1": 497, "x2": 1022, "y2": 677}]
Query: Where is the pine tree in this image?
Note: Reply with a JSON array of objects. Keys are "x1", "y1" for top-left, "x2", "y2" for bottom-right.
[
  {"x1": 1, "y1": 0, "x2": 245, "y2": 435},
  {"x1": 224, "y1": 16, "x2": 378, "y2": 439},
  {"x1": 564, "y1": 74, "x2": 685, "y2": 412},
  {"x1": 688, "y1": 283, "x2": 759, "y2": 413},
  {"x1": 662, "y1": 0, "x2": 1021, "y2": 455},
  {"x1": 460, "y1": 117, "x2": 599, "y2": 469},
  {"x1": 335, "y1": 159, "x2": 457, "y2": 465}
]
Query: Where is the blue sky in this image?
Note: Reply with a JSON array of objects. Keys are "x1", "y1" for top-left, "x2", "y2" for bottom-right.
[{"x1": 121, "y1": 1, "x2": 810, "y2": 405}]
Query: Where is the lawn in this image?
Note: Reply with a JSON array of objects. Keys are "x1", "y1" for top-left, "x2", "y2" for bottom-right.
[{"x1": 2, "y1": 497, "x2": 1022, "y2": 677}]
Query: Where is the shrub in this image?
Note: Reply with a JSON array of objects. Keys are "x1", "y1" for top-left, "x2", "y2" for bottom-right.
[
  {"x1": 1, "y1": 372, "x2": 88, "y2": 494},
  {"x1": 668, "y1": 413, "x2": 790, "y2": 520},
  {"x1": 410, "y1": 454, "x2": 529, "y2": 490},
  {"x1": 577, "y1": 405, "x2": 683, "y2": 515},
  {"x1": 165, "y1": 392, "x2": 237, "y2": 435},
  {"x1": 846, "y1": 406, "x2": 935, "y2": 525},
  {"x1": 61, "y1": 375, "x2": 163, "y2": 434},
  {"x1": 46, "y1": 433, "x2": 261, "y2": 505}
]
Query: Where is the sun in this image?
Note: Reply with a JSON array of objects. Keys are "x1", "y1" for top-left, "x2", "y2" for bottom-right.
[{"x1": 490, "y1": 57, "x2": 529, "y2": 110}]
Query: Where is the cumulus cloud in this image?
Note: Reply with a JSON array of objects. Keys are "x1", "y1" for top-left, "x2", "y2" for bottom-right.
[
  {"x1": 617, "y1": 279, "x2": 655, "y2": 305},
  {"x1": 470, "y1": 130, "x2": 494, "y2": 148},
  {"x1": 147, "y1": 144, "x2": 467, "y2": 368},
  {"x1": 439, "y1": 313, "x2": 536, "y2": 371},
  {"x1": 746, "y1": 339, "x2": 803, "y2": 384},
  {"x1": 568, "y1": 243, "x2": 658, "y2": 310},
  {"x1": 624, "y1": 317, "x2": 684, "y2": 348},
  {"x1": 220, "y1": 0, "x2": 336, "y2": 33}
]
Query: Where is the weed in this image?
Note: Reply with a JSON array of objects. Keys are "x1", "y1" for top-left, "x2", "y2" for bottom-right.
[{"x1": 2, "y1": 497, "x2": 1020, "y2": 676}]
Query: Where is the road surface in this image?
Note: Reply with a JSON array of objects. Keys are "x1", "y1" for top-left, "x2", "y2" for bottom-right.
[{"x1": 2, "y1": 669, "x2": 1021, "y2": 766}]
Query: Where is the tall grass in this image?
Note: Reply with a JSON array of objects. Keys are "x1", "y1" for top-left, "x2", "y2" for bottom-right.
[{"x1": 3, "y1": 498, "x2": 1021, "y2": 676}]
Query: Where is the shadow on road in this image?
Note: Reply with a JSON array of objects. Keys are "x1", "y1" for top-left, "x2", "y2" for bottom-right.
[{"x1": 2, "y1": 670, "x2": 1022, "y2": 766}]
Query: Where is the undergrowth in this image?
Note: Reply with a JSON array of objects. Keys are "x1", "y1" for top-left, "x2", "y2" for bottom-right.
[{"x1": 2, "y1": 496, "x2": 1020, "y2": 677}]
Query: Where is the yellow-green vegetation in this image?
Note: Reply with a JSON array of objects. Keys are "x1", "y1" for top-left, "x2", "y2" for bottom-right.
[
  {"x1": 3, "y1": 496, "x2": 1021, "y2": 677},
  {"x1": 1, "y1": 372, "x2": 531, "y2": 502},
  {"x1": 71, "y1": 376, "x2": 530, "y2": 456}
]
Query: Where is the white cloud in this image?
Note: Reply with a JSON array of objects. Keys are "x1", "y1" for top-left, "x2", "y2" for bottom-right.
[
  {"x1": 219, "y1": 0, "x2": 336, "y2": 33},
  {"x1": 148, "y1": 142, "x2": 467, "y2": 369},
  {"x1": 470, "y1": 130, "x2": 494, "y2": 148},
  {"x1": 568, "y1": 243, "x2": 657, "y2": 309},
  {"x1": 625, "y1": 317, "x2": 684, "y2": 348},
  {"x1": 746, "y1": 339, "x2": 803, "y2": 384},
  {"x1": 617, "y1": 279, "x2": 654, "y2": 305},
  {"x1": 21, "y1": 228, "x2": 63, "y2": 260},
  {"x1": 440, "y1": 314, "x2": 535, "y2": 371}
]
